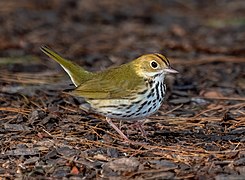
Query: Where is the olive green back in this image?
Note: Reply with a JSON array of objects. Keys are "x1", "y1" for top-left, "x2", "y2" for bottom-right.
[{"x1": 71, "y1": 63, "x2": 145, "y2": 99}]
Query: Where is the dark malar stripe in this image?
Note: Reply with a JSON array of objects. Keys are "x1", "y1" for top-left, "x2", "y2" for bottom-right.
[
  {"x1": 153, "y1": 73, "x2": 161, "y2": 79},
  {"x1": 148, "y1": 79, "x2": 154, "y2": 87}
]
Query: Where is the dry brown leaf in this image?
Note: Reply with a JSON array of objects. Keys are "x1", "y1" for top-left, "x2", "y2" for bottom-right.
[{"x1": 200, "y1": 90, "x2": 224, "y2": 98}]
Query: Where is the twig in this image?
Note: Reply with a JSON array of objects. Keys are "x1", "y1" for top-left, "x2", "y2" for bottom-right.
[{"x1": 0, "y1": 107, "x2": 30, "y2": 115}]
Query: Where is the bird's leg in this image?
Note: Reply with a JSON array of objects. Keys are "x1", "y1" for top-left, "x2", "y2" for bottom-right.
[
  {"x1": 134, "y1": 121, "x2": 147, "y2": 137},
  {"x1": 105, "y1": 117, "x2": 130, "y2": 141}
]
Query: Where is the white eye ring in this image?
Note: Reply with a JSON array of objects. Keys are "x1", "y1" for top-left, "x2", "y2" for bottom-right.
[{"x1": 150, "y1": 60, "x2": 158, "y2": 69}]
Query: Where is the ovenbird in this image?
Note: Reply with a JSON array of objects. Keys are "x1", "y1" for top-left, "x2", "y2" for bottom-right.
[{"x1": 41, "y1": 46, "x2": 178, "y2": 141}]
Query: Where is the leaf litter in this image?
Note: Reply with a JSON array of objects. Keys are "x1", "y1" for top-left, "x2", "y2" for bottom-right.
[{"x1": 0, "y1": 0, "x2": 244, "y2": 179}]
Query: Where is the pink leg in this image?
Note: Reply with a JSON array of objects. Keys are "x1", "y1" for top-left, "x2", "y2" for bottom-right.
[
  {"x1": 134, "y1": 121, "x2": 147, "y2": 137},
  {"x1": 106, "y1": 117, "x2": 130, "y2": 141}
]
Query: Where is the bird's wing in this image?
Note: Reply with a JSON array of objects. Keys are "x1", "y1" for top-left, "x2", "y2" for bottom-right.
[{"x1": 70, "y1": 66, "x2": 145, "y2": 99}]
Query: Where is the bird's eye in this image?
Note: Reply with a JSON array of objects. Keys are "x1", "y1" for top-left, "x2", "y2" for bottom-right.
[{"x1": 150, "y1": 60, "x2": 158, "y2": 69}]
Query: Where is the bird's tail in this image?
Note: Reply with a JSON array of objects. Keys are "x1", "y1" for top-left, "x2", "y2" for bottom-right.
[{"x1": 40, "y1": 45, "x2": 92, "y2": 87}]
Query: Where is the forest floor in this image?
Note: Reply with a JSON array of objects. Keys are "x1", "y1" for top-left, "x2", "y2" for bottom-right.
[{"x1": 0, "y1": 0, "x2": 244, "y2": 179}]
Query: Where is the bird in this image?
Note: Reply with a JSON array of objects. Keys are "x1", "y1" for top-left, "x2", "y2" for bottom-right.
[{"x1": 40, "y1": 46, "x2": 178, "y2": 141}]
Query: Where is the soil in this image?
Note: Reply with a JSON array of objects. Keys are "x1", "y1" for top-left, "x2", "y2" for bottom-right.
[{"x1": 0, "y1": 0, "x2": 244, "y2": 179}]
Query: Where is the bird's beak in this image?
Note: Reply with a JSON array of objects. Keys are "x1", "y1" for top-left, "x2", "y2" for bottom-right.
[{"x1": 163, "y1": 67, "x2": 179, "y2": 74}]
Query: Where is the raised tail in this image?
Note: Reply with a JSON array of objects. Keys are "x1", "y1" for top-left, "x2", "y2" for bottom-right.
[{"x1": 40, "y1": 45, "x2": 92, "y2": 87}]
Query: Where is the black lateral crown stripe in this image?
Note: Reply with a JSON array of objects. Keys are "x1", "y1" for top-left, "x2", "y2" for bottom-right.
[
  {"x1": 154, "y1": 53, "x2": 169, "y2": 66},
  {"x1": 165, "y1": 57, "x2": 170, "y2": 66}
]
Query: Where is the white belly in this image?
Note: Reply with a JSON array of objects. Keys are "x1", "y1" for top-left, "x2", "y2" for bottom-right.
[{"x1": 88, "y1": 77, "x2": 166, "y2": 120}]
